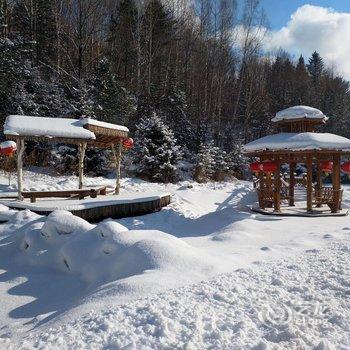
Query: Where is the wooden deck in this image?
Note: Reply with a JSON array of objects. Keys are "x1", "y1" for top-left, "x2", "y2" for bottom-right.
[
  {"x1": 249, "y1": 203, "x2": 348, "y2": 217},
  {"x1": 0, "y1": 193, "x2": 171, "y2": 223}
]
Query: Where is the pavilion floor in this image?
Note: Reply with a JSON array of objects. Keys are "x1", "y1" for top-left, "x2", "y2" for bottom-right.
[
  {"x1": 250, "y1": 188, "x2": 349, "y2": 217},
  {"x1": 0, "y1": 192, "x2": 171, "y2": 223}
]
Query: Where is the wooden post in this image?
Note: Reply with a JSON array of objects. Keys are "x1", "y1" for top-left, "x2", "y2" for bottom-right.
[
  {"x1": 112, "y1": 141, "x2": 122, "y2": 195},
  {"x1": 273, "y1": 160, "x2": 281, "y2": 212},
  {"x1": 258, "y1": 170, "x2": 265, "y2": 209},
  {"x1": 16, "y1": 138, "x2": 25, "y2": 200},
  {"x1": 306, "y1": 156, "x2": 313, "y2": 213},
  {"x1": 289, "y1": 162, "x2": 295, "y2": 206},
  {"x1": 78, "y1": 143, "x2": 87, "y2": 189},
  {"x1": 332, "y1": 154, "x2": 341, "y2": 213},
  {"x1": 316, "y1": 160, "x2": 322, "y2": 207}
]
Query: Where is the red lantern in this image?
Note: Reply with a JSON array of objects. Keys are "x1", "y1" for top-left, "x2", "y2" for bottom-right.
[
  {"x1": 261, "y1": 161, "x2": 278, "y2": 173},
  {"x1": 250, "y1": 162, "x2": 262, "y2": 173},
  {"x1": 320, "y1": 161, "x2": 333, "y2": 174},
  {"x1": 0, "y1": 141, "x2": 17, "y2": 157},
  {"x1": 122, "y1": 137, "x2": 134, "y2": 150},
  {"x1": 250, "y1": 161, "x2": 278, "y2": 174},
  {"x1": 341, "y1": 162, "x2": 350, "y2": 174}
]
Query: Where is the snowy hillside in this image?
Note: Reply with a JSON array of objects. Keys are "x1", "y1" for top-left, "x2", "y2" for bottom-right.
[{"x1": 0, "y1": 171, "x2": 349, "y2": 348}]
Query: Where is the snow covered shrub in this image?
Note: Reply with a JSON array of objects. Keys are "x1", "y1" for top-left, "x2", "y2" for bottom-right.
[
  {"x1": 49, "y1": 146, "x2": 112, "y2": 176},
  {"x1": 132, "y1": 113, "x2": 182, "y2": 183},
  {"x1": 193, "y1": 141, "x2": 215, "y2": 183},
  {"x1": 49, "y1": 145, "x2": 78, "y2": 174},
  {"x1": 227, "y1": 143, "x2": 249, "y2": 179},
  {"x1": 25, "y1": 142, "x2": 53, "y2": 168},
  {"x1": 212, "y1": 146, "x2": 229, "y2": 181},
  {"x1": 194, "y1": 142, "x2": 237, "y2": 182},
  {"x1": 85, "y1": 148, "x2": 112, "y2": 176}
]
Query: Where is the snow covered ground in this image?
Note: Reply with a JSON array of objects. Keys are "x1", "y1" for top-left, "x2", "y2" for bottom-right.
[{"x1": 0, "y1": 170, "x2": 349, "y2": 348}]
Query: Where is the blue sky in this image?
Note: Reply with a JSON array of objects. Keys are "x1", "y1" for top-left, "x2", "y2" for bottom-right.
[
  {"x1": 262, "y1": 0, "x2": 350, "y2": 29},
  {"x1": 259, "y1": 1, "x2": 350, "y2": 77}
]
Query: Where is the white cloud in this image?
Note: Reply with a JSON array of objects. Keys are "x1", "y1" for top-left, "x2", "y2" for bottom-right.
[{"x1": 264, "y1": 5, "x2": 350, "y2": 78}]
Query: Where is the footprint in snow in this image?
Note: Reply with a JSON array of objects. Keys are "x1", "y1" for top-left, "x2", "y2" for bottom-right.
[
  {"x1": 323, "y1": 234, "x2": 333, "y2": 239},
  {"x1": 305, "y1": 248, "x2": 320, "y2": 253},
  {"x1": 271, "y1": 277, "x2": 283, "y2": 286},
  {"x1": 342, "y1": 227, "x2": 350, "y2": 231},
  {"x1": 260, "y1": 246, "x2": 270, "y2": 251}
]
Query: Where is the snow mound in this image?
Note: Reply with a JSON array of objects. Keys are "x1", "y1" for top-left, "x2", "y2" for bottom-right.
[
  {"x1": 272, "y1": 105, "x2": 327, "y2": 122},
  {"x1": 3, "y1": 210, "x2": 217, "y2": 287},
  {"x1": 0, "y1": 204, "x2": 18, "y2": 222}
]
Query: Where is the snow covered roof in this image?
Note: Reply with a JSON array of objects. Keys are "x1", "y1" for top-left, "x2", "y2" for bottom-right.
[
  {"x1": 272, "y1": 106, "x2": 328, "y2": 123},
  {"x1": 3, "y1": 115, "x2": 130, "y2": 143},
  {"x1": 4, "y1": 115, "x2": 96, "y2": 140},
  {"x1": 81, "y1": 118, "x2": 129, "y2": 133},
  {"x1": 243, "y1": 132, "x2": 350, "y2": 153}
]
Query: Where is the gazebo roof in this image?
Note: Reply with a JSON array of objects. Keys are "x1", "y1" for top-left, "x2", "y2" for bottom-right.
[
  {"x1": 4, "y1": 115, "x2": 129, "y2": 147},
  {"x1": 272, "y1": 106, "x2": 328, "y2": 123},
  {"x1": 243, "y1": 132, "x2": 350, "y2": 153}
]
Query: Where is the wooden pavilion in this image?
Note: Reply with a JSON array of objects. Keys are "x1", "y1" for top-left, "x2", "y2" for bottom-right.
[
  {"x1": 244, "y1": 106, "x2": 350, "y2": 215},
  {"x1": 3, "y1": 115, "x2": 130, "y2": 200}
]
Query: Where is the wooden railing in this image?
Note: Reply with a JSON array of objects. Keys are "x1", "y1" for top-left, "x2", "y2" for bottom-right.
[{"x1": 314, "y1": 187, "x2": 343, "y2": 213}]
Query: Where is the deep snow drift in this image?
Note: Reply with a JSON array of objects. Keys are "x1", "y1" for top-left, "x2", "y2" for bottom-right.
[{"x1": 0, "y1": 171, "x2": 349, "y2": 348}]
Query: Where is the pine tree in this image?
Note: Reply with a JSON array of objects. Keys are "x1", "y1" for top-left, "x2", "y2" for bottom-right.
[
  {"x1": 227, "y1": 142, "x2": 248, "y2": 179},
  {"x1": 154, "y1": 79, "x2": 195, "y2": 154},
  {"x1": 71, "y1": 83, "x2": 95, "y2": 118},
  {"x1": 211, "y1": 146, "x2": 228, "y2": 181},
  {"x1": 294, "y1": 55, "x2": 310, "y2": 105},
  {"x1": 267, "y1": 55, "x2": 295, "y2": 113},
  {"x1": 0, "y1": 36, "x2": 38, "y2": 121},
  {"x1": 89, "y1": 57, "x2": 136, "y2": 125},
  {"x1": 141, "y1": 0, "x2": 175, "y2": 93},
  {"x1": 108, "y1": 0, "x2": 138, "y2": 89},
  {"x1": 193, "y1": 141, "x2": 215, "y2": 183},
  {"x1": 132, "y1": 113, "x2": 182, "y2": 183},
  {"x1": 11, "y1": 0, "x2": 32, "y2": 39},
  {"x1": 307, "y1": 51, "x2": 324, "y2": 84},
  {"x1": 36, "y1": 0, "x2": 57, "y2": 66},
  {"x1": 0, "y1": 0, "x2": 6, "y2": 38}
]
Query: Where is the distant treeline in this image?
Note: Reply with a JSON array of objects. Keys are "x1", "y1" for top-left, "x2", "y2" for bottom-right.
[{"x1": 1, "y1": 0, "x2": 350, "y2": 182}]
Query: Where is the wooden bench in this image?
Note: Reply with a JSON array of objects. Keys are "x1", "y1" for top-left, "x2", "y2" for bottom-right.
[
  {"x1": 314, "y1": 187, "x2": 343, "y2": 213},
  {"x1": 22, "y1": 186, "x2": 107, "y2": 203}
]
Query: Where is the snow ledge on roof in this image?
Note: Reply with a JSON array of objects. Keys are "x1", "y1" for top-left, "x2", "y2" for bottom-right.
[
  {"x1": 243, "y1": 132, "x2": 350, "y2": 152},
  {"x1": 81, "y1": 118, "x2": 129, "y2": 133},
  {"x1": 272, "y1": 106, "x2": 328, "y2": 123}
]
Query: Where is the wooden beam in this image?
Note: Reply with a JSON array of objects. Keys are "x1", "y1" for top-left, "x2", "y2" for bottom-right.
[
  {"x1": 289, "y1": 162, "x2": 295, "y2": 206},
  {"x1": 78, "y1": 142, "x2": 87, "y2": 189},
  {"x1": 316, "y1": 160, "x2": 323, "y2": 207},
  {"x1": 273, "y1": 161, "x2": 281, "y2": 212},
  {"x1": 258, "y1": 171, "x2": 265, "y2": 209},
  {"x1": 112, "y1": 141, "x2": 123, "y2": 194},
  {"x1": 16, "y1": 138, "x2": 25, "y2": 200},
  {"x1": 306, "y1": 156, "x2": 313, "y2": 213},
  {"x1": 332, "y1": 154, "x2": 341, "y2": 213}
]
